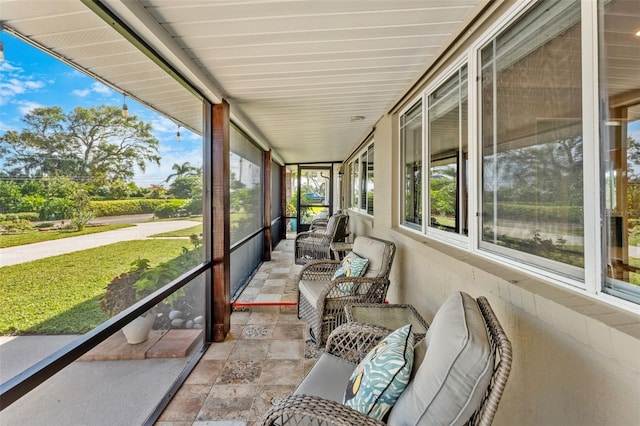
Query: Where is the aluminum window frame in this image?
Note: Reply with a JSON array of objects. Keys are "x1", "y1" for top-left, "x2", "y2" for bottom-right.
[
  {"x1": 348, "y1": 138, "x2": 375, "y2": 217},
  {"x1": 425, "y1": 59, "x2": 472, "y2": 250},
  {"x1": 394, "y1": 0, "x2": 639, "y2": 312}
]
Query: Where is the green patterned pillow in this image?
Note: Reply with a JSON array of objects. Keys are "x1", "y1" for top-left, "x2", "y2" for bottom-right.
[
  {"x1": 332, "y1": 252, "x2": 369, "y2": 294},
  {"x1": 343, "y1": 324, "x2": 414, "y2": 420}
]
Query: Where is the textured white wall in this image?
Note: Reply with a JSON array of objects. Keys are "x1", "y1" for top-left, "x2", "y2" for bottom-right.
[{"x1": 345, "y1": 113, "x2": 640, "y2": 426}]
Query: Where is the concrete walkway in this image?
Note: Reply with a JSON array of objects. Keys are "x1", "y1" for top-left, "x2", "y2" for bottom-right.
[{"x1": 0, "y1": 220, "x2": 200, "y2": 267}]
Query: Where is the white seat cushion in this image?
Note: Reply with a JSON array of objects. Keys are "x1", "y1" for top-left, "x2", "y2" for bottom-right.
[{"x1": 387, "y1": 292, "x2": 494, "y2": 426}]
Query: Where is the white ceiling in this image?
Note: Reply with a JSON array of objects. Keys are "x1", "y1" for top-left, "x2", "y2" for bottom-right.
[{"x1": 1, "y1": 0, "x2": 484, "y2": 164}]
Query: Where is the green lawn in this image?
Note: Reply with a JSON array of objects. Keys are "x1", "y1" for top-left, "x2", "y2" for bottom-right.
[
  {"x1": 0, "y1": 224, "x2": 132, "y2": 248},
  {"x1": 0, "y1": 239, "x2": 192, "y2": 335},
  {"x1": 151, "y1": 224, "x2": 203, "y2": 238}
]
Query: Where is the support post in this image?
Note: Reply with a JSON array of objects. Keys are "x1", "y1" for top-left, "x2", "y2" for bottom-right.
[
  {"x1": 281, "y1": 164, "x2": 287, "y2": 240},
  {"x1": 263, "y1": 150, "x2": 272, "y2": 260},
  {"x1": 211, "y1": 100, "x2": 230, "y2": 342}
]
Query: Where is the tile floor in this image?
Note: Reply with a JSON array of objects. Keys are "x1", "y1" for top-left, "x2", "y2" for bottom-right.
[{"x1": 156, "y1": 239, "x2": 322, "y2": 426}]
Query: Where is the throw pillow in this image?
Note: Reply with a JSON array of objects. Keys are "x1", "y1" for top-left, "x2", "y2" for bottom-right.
[
  {"x1": 332, "y1": 252, "x2": 369, "y2": 294},
  {"x1": 343, "y1": 324, "x2": 414, "y2": 420}
]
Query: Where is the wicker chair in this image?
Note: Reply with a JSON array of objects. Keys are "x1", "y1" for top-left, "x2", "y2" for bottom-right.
[
  {"x1": 294, "y1": 213, "x2": 348, "y2": 265},
  {"x1": 310, "y1": 212, "x2": 349, "y2": 233},
  {"x1": 297, "y1": 236, "x2": 396, "y2": 347},
  {"x1": 263, "y1": 293, "x2": 512, "y2": 426}
]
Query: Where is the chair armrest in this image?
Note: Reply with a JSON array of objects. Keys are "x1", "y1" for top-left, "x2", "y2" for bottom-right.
[
  {"x1": 324, "y1": 322, "x2": 392, "y2": 363},
  {"x1": 262, "y1": 394, "x2": 385, "y2": 426},
  {"x1": 295, "y1": 231, "x2": 329, "y2": 243},
  {"x1": 299, "y1": 259, "x2": 342, "y2": 280},
  {"x1": 321, "y1": 276, "x2": 390, "y2": 300}
]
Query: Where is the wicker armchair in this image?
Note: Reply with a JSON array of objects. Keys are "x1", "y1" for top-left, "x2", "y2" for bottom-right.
[
  {"x1": 263, "y1": 294, "x2": 512, "y2": 426},
  {"x1": 297, "y1": 236, "x2": 396, "y2": 347},
  {"x1": 294, "y1": 213, "x2": 348, "y2": 265},
  {"x1": 310, "y1": 212, "x2": 349, "y2": 233}
]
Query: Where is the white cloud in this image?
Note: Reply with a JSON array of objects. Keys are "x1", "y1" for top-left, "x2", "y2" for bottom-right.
[
  {"x1": 92, "y1": 82, "x2": 111, "y2": 95},
  {"x1": 0, "y1": 62, "x2": 21, "y2": 73},
  {"x1": 17, "y1": 100, "x2": 45, "y2": 115},
  {"x1": 23, "y1": 81, "x2": 45, "y2": 90},
  {"x1": 71, "y1": 81, "x2": 113, "y2": 98},
  {"x1": 0, "y1": 120, "x2": 19, "y2": 133},
  {"x1": 0, "y1": 63, "x2": 47, "y2": 105},
  {"x1": 72, "y1": 88, "x2": 91, "y2": 97},
  {"x1": 149, "y1": 115, "x2": 178, "y2": 134}
]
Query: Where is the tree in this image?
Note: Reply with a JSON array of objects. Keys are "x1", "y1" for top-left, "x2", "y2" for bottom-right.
[
  {"x1": 165, "y1": 162, "x2": 199, "y2": 183},
  {"x1": 0, "y1": 105, "x2": 160, "y2": 183},
  {"x1": 169, "y1": 175, "x2": 201, "y2": 199}
]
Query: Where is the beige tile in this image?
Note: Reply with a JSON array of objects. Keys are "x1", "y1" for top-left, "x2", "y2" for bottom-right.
[
  {"x1": 260, "y1": 285, "x2": 285, "y2": 294},
  {"x1": 235, "y1": 293, "x2": 257, "y2": 302},
  {"x1": 230, "y1": 340, "x2": 270, "y2": 360},
  {"x1": 230, "y1": 311, "x2": 252, "y2": 325},
  {"x1": 203, "y1": 340, "x2": 235, "y2": 361},
  {"x1": 229, "y1": 324, "x2": 245, "y2": 338},
  {"x1": 208, "y1": 384, "x2": 256, "y2": 399},
  {"x1": 196, "y1": 395, "x2": 252, "y2": 422},
  {"x1": 264, "y1": 278, "x2": 287, "y2": 287},
  {"x1": 271, "y1": 323, "x2": 305, "y2": 340},
  {"x1": 185, "y1": 360, "x2": 225, "y2": 385},
  {"x1": 276, "y1": 313, "x2": 303, "y2": 324},
  {"x1": 267, "y1": 340, "x2": 304, "y2": 359},
  {"x1": 163, "y1": 237, "x2": 322, "y2": 423},
  {"x1": 253, "y1": 294, "x2": 283, "y2": 303},
  {"x1": 158, "y1": 384, "x2": 211, "y2": 422},
  {"x1": 259, "y1": 359, "x2": 304, "y2": 385},
  {"x1": 248, "y1": 312, "x2": 279, "y2": 325}
]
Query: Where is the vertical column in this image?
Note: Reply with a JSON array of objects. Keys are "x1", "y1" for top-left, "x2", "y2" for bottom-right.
[
  {"x1": 281, "y1": 164, "x2": 287, "y2": 240},
  {"x1": 212, "y1": 100, "x2": 230, "y2": 342},
  {"x1": 263, "y1": 150, "x2": 272, "y2": 260}
]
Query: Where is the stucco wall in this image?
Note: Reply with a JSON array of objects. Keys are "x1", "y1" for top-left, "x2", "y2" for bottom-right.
[{"x1": 345, "y1": 113, "x2": 640, "y2": 426}]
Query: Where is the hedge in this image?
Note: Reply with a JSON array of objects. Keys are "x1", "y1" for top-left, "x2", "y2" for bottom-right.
[
  {"x1": 89, "y1": 199, "x2": 188, "y2": 217},
  {"x1": 0, "y1": 212, "x2": 40, "y2": 222}
]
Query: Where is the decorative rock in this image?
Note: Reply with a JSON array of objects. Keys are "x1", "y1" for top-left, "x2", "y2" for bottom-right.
[
  {"x1": 169, "y1": 310, "x2": 183, "y2": 320},
  {"x1": 186, "y1": 320, "x2": 194, "y2": 329},
  {"x1": 193, "y1": 315, "x2": 203, "y2": 324},
  {"x1": 193, "y1": 324, "x2": 203, "y2": 329},
  {"x1": 171, "y1": 318, "x2": 185, "y2": 328}
]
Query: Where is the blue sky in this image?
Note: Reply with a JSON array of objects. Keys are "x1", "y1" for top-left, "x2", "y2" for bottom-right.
[{"x1": 0, "y1": 33, "x2": 202, "y2": 187}]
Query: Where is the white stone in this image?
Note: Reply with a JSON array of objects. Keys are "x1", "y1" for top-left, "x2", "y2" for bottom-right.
[{"x1": 169, "y1": 310, "x2": 183, "y2": 320}]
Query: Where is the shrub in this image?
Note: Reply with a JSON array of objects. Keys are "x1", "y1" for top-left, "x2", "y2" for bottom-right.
[
  {"x1": 38, "y1": 197, "x2": 74, "y2": 220},
  {"x1": 35, "y1": 222, "x2": 55, "y2": 228},
  {"x1": 182, "y1": 198, "x2": 202, "y2": 215},
  {"x1": 0, "y1": 218, "x2": 34, "y2": 233},
  {"x1": 89, "y1": 199, "x2": 187, "y2": 217},
  {"x1": 101, "y1": 246, "x2": 202, "y2": 318},
  {"x1": 0, "y1": 212, "x2": 39, "y2": 222},
  {"x1": 154, "y1": 200, "x2": 187, "y2": 218}
]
